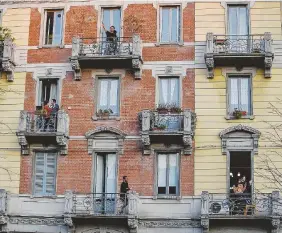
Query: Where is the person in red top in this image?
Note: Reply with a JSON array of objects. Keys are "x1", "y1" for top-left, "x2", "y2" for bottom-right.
[{"x1": 43, "y1": 100, "x2": 51, "y2": 131}]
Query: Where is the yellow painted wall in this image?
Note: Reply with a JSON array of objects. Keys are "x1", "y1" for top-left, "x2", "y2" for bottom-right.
[
  {"x1": 1, "y1": 8, "x2": 31, "y2": 46},
  {"x1": 194, "y1": 68, "x2": 282, "y2": 195},
  {"x1": 0, "y1": 8, "x2": 30, "y2": 193},
  {"x1": 195, "y1": 2, "x2": 282, "y2": 41},
  {"x1": 0, "y1": 73, "x2": 26, "y2": 193}
]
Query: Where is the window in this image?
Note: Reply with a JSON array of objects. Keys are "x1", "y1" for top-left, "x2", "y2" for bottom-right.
[
  {"x1": 157, "y1": 153, "x2": 179, "y2": 195},
  {"x1": 101, "y1": 8, "x2": 121, "y2": 38},
  {"x1": 228, "y1": 76, "x2": 252, "y2": 116},
  {"x1": 158, "y1": 77, "x2": 180, "y2": 106},
  {"x1": 160, "y1": 6, "x2": 180, "y2": 43},
  {"x1": 37, "y1": 79, "x2": 59, "y2": 106},
  {"x1": 44, "y1": 10, "x2": 64, "y2": 45},
  {"x1": 34, "y1": 152, "x2": 57, "y2": 196},
  {"x1": 97, "y1": 78, "x2": 119, "y2": 115},
  {"x1": 228, "y1": 5, "x2": 248, "y2": 36}
]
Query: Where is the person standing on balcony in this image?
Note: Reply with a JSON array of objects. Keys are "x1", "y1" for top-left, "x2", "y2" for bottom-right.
[
  {"x1": 120, "y1": 176, "x2": 130, "y2": 207},
  {"x1": 50, "y1": 99, "x2": 59, "y2": 131},
  {"x1": 102, "y1": 23, "x2": 118, "y2": 55},
  {"x1": 43, "y1": 100, "x2": 51, "y2": 131}
]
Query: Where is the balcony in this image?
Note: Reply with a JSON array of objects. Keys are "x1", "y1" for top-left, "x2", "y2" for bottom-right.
[
  {"x1": 205, "y1": 32, "x2": 274, "y2": 78},
  {"x1": 16, "y1": 110, "x2": 69, "y2": 155},
  {"x1": 139, "y1": 109, "x2": 197, "y2": 155},
  {"x1": 0, "y1": 38, "x2": 16, "y2": 81},
  {"x1": 70, "y1": 35, "x2": 143, "y2": 80}
]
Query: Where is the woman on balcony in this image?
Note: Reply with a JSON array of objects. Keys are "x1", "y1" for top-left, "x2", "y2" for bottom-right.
[
  {"x1": 43, "y1": 100, "x2": 51, "y2": 131},
  {"x1": 102, "y1": 23, "x2": 118, "y2": 55}
]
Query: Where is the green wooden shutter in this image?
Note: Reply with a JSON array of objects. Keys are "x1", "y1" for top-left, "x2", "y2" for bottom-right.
[{"x1": 34, "y1": 152, "x2": 45, "y2": 195}]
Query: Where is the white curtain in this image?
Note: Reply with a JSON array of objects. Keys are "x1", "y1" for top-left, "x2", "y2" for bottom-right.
[
  {"x1": 95, "y1": 155, "x2": 104, "y2": 194},
  {"x1": 168, "y1": 154, "x2": 177, "y2": 187},
  {"x1": 99, "y1": 80, "x2": 108, "y2": 109},
  {"x1": 240, "y1": 78, "x2": 250, "y2": 113},
  {"x1": 106, "y1": 154, "x2": 116, "y2": 194},
  {"x1": 109, "y1": 80, "x2": 118, "y2": 114},
  {"x1": 159, "y1": 78, "x2": 179, "y2": 106},
  {"x1": 49, "y1": 83, "x2": 57, "y2": 103},
  {"x1": 158, "y1": 154, "x2": 167, "y2": 188},
  {"x1": 37, "y1": 81, "x2": 43, "y2": 106},
  {"x1": 229, "y1": 78, "x2": 239, "y2": 112}
]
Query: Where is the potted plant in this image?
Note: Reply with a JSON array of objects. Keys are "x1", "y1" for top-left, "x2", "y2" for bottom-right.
[
  {"x1": 97, "y1": 109, "x2": 113, "y2": 119},
  {"x1": 156, "y1": 104, "x2": 169, "y2": 114},
  {"x1": 232, "y1": 109, "x2": 247, "y2": 119},
  {"x1": 154, "y1": 124, "x2": 166, "y2": 131},
  {"x1": 170, "y1": 105, "x2": 182, "y2": 114}
]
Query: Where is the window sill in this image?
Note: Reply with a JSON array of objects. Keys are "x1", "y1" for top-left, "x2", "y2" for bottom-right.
[
  {"x1": 155, "y1": 41, "x2": 184, "y2": 47},
  {"x1": 153, "y1": 195, "x2": 181, "y2": 200},
  {"x1": 225, "y1": 115, "x2": 255, "y2": 120},
  {"x1": 92, "y1": 115, "x2": 120, "y2": 121},
  {"x1": 38, "y1": 44, "x2": 65, "y2": 49}
]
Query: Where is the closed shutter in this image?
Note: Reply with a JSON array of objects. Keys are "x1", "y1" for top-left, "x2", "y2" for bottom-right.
[
  {"x1": 34, "y1": 152, "x2": 45, "y2": 195},
  {"x1": 34, "y1": 152, "x2": 57, "y2": 195}
]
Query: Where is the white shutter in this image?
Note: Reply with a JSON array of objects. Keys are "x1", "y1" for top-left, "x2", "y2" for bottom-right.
[
  {"x1": 49, "y1": 83, "x2": 58, "y2": 103},
  {"x1": 105, "y1": 154, "x2": 117, "y2": 194},
  {"x1": 34, "y1": 153, "x2": 45, "y2": 195},
  {"x1": 95, "y1": 155, "x2": 104, "y2": 194},
  {"x1": 45, "y1": 153, "x2": 57, "y2": 195}
]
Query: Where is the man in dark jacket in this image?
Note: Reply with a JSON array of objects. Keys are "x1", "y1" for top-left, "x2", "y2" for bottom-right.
[{"x1": 120, "y1": 176, "x2": 130, "y2": 206}]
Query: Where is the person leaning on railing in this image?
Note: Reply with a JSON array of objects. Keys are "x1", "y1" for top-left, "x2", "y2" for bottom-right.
[
  {"x1": 43, "y1": 100, "x2": 52, "y2": 131},
  {"x1": 101, "y1": 23, "x2": 118, "y2": 55}
]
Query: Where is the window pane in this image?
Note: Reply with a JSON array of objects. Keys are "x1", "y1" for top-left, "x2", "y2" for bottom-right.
[
  {"x1": 229, "y1": 78, "x2": 239, "y2": 112},
  {"x1": 228, "y1": 7, "x2": 237, "y2": 35},
  {"x1": 240, "y1": 78, "x2": 250, "y2": 113},
  {"x1": 159, "y1": 78, "x2": 169, "y2": 105},
  {"x1": 106, "y1": 154, "x2": 117, "y2": 193},
  {"x1": 158, "y1": 154, "x2": 167, "y2": 193},
  {"x1": 52, "y1": 11, "x2": 63, "y2": 45},
  {"x1": 169, "y1": 154, "x2": 177, "y2": 187},
  {"x1": 102, "y1": 9, "x2": 111, "y2": 38},
  {"x1": 171, "y1": 7, "x2": 179, "y2": 42},
  {"x1": 161, "y1": 8, "x2": 170, "y2": 42},
  {"x1": 109, "y1": 79, "x2": 118, "y2": 114},
  {"x1": 99, "y1": 80, "x2": 109, "y2": 110},
  {"x1": 45, "y1": 12, "x2": 54, "y2": 45},
  {"x1": 170, "y1": 78, "x2": 179, "y2": 106},
  {"x1": 113, "y1": 9, "x2": 121, "y2": 37},
  {"x1": 45, "y1": 153, "x2": 56, "y2": 194},
  {"x1": 34, "y1": 153, "x2": 45, "y2": 195}
]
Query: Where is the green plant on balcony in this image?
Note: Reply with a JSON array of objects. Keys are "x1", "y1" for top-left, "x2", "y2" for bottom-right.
[
  {"x1": 153, "y1": 124, "x2": 166, "y2": 131},
  {"x1": 0, "y1": 27, "x2": 15, "y2": 41},
  {"x1": 97, "y1": 109, "x2": 113, "y2": 119},
  {"x1": 156, "y1": 104, "x2": 169, "y2": 114},
  {"x1": 232, "y1": 108, "x2": 247, "y2": 119},
  {"x1": 170, "y1": 104, "x2": 182, "y2": 114}
]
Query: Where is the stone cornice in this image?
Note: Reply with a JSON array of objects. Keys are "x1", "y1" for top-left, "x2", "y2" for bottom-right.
[{"x1": 139, "y1": 219, "x2": 201, "y2": 228}]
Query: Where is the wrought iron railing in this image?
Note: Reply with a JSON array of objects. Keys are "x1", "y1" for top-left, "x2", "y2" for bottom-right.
[
  {"x1": 211, "y1": 34, "x2": 266, "y2": 54},
  {"x1": 208, "y1": 193, "x2": 272, "y2": 217},
  {"x1": 72, "y1": 193, "x2": 128, "y2": 215},
  {"x1": 79, "y1": 37, "x2": 134, "y2": 57},
  {"x1": 25, "y1": 112, "x2": 58, "y2": 133}
]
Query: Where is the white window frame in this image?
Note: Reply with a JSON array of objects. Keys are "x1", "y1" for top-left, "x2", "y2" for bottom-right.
[
  {"x1": 36, "y1": 77, "x2": 62, "y2": 107},
  {"x1": 157, "y1": 4, "x2": 183, "y2": 45},
  {"x1": 39, "y1": 7, "x2": 66, "y2": 48},
  {"x1": 33, "y1": 151, "x2": 57, "y2": 196},
  {"x1": 227, "y1": 75, "x2": 253, "y2": 119},
  {"x1": 156, "y1": 76, "x2": 181, "y2": 107},
  {"x1": 97, "y1": 5, "x2": 124, "y2": 42},
  {"x1": 156, "y1": 152, "x2": 180, "y2": 196},
  {"x1": 96, "y1": 76, "x2": 121, "y2": 117}
]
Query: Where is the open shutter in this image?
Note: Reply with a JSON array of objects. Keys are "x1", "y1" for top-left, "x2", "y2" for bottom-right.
[
  {"x1": 37, "y1": 80, "x2": 43, "y2": 106},
  {"x1": 34, "y1": 153, "x2": 45, "y2": 195},
  {"x1": 45, "y1": 153, "x2": 57, "y2": 195}
]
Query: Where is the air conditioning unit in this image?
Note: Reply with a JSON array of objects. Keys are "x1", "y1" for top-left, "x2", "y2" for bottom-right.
[{"x1": 209, "y1": 200, "x2": 230, "y2": 215}]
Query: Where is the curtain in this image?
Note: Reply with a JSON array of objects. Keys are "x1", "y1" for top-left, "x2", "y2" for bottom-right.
[
  {"x1": 49, "y1": 83, "x2": 57, "y2": 103},
  {"x1": 159, "y1": 78, "x2": 169, "y2": 104},
  {"x1": 171, "y1": 7, "x2": 179, "y2": 42},
  {"x1": 159, "y1": 77, "x2": 179, "y2": 106},
  {"x1": 229, "y1": 78, "x2": 239, "y2": 113},
  {"x1": 106, "y1": 154, "x2": 117, "y2": 194},
  {"x1": 37, "y1": 81, "x2": 43, "y2": 106},
  {"x1": 161, "y1": 8, "x2": 170, "y2": 42},
  {"x1": 240, "y1": 78, "x2": 250, "y2": 113},
  {"x1": 99, "y1": 80, "x2": 108, "y2": 110},
  {"x1": 95, "y1": 155, "x2": 104, "y2": 194},
  {"x1": 109, "y1": 79, "x2": 118, "y2": 114},
  {"x1": 169, "y1": 154, "x2": 177, "y2": 188},
  {"x1": 158, "y1": 154, "x2": 167, "y2": 188}
]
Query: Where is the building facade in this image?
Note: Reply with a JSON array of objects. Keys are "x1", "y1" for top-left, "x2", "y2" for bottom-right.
[{"x1": 0, "y1": 0, "x2": 281, "y2": 233}]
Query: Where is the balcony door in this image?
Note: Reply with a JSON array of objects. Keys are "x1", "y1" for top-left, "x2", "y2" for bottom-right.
[
  {"x1": 227, "y1": 5, "x2": 249, "y2": 53},
  {"x1": 101, "y1": 8, "x2": 121, "y2": 38},
  {"x1": 95, "y1": 153, "x2": 117, "y2": 213}
]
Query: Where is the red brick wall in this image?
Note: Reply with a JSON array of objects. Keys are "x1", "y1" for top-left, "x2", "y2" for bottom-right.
[
  {"x1": 28, "y1": 8, "x2": 41, "y2": 46},
  {"x1": 64, "y1": 6, "x2": 98, "y2": 44},
  {"x1": 21, "y1": 3, "x2": 195, "y2": 196}
]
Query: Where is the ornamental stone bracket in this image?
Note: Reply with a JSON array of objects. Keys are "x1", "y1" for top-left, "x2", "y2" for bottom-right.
[
  {"x1": 1, "y1": 38, "x2": 16, "y2": 82},
  {"x1": 128, "y1": 218, "x2": 138, "y2": 233},
  {"x1": 271, "y1": 217, "x2": 280, "y2": 233},
  {"x1": 219, "y1": 124, "x2": 261, "y2": 155},
  {"x1": 86, "y1": 126, "x2": 126, "y2": 155},
  {"x1": 70, "y1": 57, "x2": 81, "y2": 81},
  {"x1": 0, "y1": 189, "x2": 8, "y2": 228},
  {"x1": 132, "y1": 58, "x2": 143, "y2": 79}
]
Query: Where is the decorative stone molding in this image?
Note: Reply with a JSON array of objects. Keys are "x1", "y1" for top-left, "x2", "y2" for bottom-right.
[
  {"x1": 64, "y1": 217, "x2": 73, "y2": 227},
  {"x1": 64, "y1": 190, "x2": 74, "y2": 214},
  {"x1": 128, "y1": 218, "x2": 138, "y2": 233},
  {"x1": 271, "y1": 216, "x2": 280, "y2": 233},
  {"x1": 9, "y1": 217, "x2": 65, "y2": 226},
  {"x1": 128, "y1": 191, "x2": 139, "y2": 216},
  {"x1": 1, "y1": 38, "x2": 16, "y2": 82},
  {"x1": 86, "y1": 126, "x2": 126, "y2": 155},
  {"x1": 220, "y1": 1, "x2": 255, "y2": 9},
  {"x1": 0, "y1": 215, "x2": 8, "y2": 225},
  {"x1": 201, "y1": 216, "x2": 209, "y2": 233},
  {"x1": 272, "y1": 191, "x2": 280, "y2": 216},
  {"x1": 0, "y1": 189, "x2": 7, "y2": 215},
  {"x1": 139, "y1": 220, "x2": 201, "y2": 228},
  {"x1": 221, "y1": 67, "x2": 257, "y2": 79},
  {"x1": 219, "y1": 124, "x2": 261, "y2": 155},
  {"x1": 201, "y1": 191, "x2": 209, "y2": 215}
]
